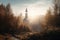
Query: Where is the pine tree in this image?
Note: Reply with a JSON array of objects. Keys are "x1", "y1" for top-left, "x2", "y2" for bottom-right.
[
  {"x1": 45, "y1": 7, "x2": 52, "y2": 31},
  {"x1": 6, "y1": 3, "x2": 13, "y2": 15}
]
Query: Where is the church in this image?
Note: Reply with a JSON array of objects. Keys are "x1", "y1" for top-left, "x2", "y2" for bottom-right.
[{"x1": 23, "y1": 8, "x2": 29, "y2": 26}]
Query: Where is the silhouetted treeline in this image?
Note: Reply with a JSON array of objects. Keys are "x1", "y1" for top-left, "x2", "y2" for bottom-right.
[
  {"x1": 0, "y1": 4, "x2": 31, "y2": 35},
  {"x1": 44, "y1": 2, "x2": 60, "y2": 32}
]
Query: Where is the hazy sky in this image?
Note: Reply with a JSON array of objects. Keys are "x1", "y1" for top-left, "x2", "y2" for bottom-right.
[{"x1": 0, "y1": 0, "x2": 53, "y2": 22}]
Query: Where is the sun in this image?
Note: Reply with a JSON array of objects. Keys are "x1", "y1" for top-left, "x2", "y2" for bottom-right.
[{"x1": 27, "y1": 7, "x2": 48, "y2": 22}]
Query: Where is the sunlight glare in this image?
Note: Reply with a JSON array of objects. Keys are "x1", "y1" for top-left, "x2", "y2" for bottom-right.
[{"x1": 27, "y1": 6, "x2": 48, "y2": 22}]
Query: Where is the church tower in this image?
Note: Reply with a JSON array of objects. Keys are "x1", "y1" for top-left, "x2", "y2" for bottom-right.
[
  {"x1": 23, "y1": 8, "x2": 29, "y2": 25},
  {"x1": 25, "y1": 8, "x2": 28, "y2": 20},
  {"x1": 23, "y1": 8, "x2": 29, "y2": 31},
  {"x1": 23, "y1": 8, "x2": 28, "y2": 22}
]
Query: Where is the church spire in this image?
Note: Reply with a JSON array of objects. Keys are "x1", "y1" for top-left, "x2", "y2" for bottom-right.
[
  {"x1": 25, "y1": 8, "x2": 28, "y2": 19},
  {"x1": 23, "y1": 8, "x2": 29, "y2": 26}
]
